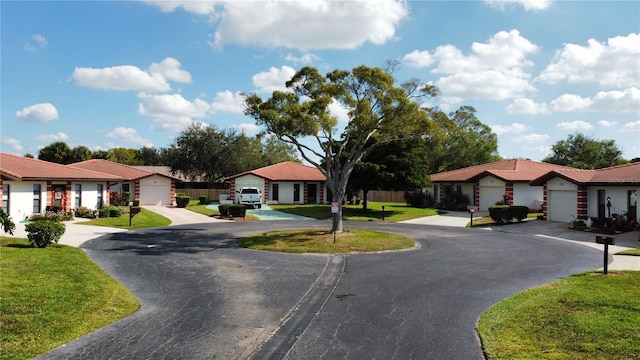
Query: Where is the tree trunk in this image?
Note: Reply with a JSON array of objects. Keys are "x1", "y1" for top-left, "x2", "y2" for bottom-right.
[{"x1": 362, "y1": 189, "x2": 369, "y2": 210}]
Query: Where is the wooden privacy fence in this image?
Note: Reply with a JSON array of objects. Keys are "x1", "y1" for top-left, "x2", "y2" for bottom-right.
[
  {"x1": 177, "y1": 189, "x2": 229, "y2": 202},
  {"x1": 363, "y1": 190, "x2": 407, "y2": 203}
]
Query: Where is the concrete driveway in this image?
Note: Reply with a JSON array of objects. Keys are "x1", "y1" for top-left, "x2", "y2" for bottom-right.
[
  {"x1": 206, "y1": 203, "x2": 314, "y2": 221},
  {"x1": 35, "y1": 220, "x2": 612, "y2": 360}
]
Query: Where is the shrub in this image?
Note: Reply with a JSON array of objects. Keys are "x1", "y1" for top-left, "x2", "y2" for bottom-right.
[
  {"x1": 438, "y1": 192, "x2": 470, "y2": 211},
  {"x1": 176, "y1": 195, "x2": 190, "y2": 208},
  {"x1": 109, "y1": 191, "x2": 129, "y2": 206},
  {"x1": 404, "y1": 191, "x2": 434, "y2": 208},
  {"x1": 29, "y1": 210, "x2": 74, "y2": 222},
  {"x1": 489, "y1": 205, "x2": 511, "y2": 224},
  {"x1": 97, "y1": 205, "x2": 121, "y2": 218},
  {"x1": 25, "y1": 220, "x2": 66, "y2": 248},
  {"x1": 45, "y1": 205, "x2": 61, "y2": 212},
  {"x1": 199, "y1": 196, "x2": 209, "y2": 205},
  {"x1": 218, "y1": 204, "x2": 230, "y2": 217},
  {"x1": 510, "y1": 206, "x2": 529, "y2": 222},
  {"x1": 489, "y1": 205, "x2": 529, "y2": 224},
  {"x1": 74, "y1": 206, "x2": 94, "y2": 218},
  {"x1": 228, "y1": 204, "x2": 246, "y2": 217}
]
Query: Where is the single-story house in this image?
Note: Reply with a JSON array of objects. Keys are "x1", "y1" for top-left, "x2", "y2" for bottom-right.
[
  {"x1": 427, "y1": 159, "x2": 575, "y2": 211},
  {"x1": 0, "y1": 153, "x2": 120, "y2": 220},
  {"x1": 70, "y1": 160, "x2": 180, "y2": 206},
  {"x1": 227, "y1": 162, "x2": 327, "y2": 205},
  {"x1": 530, "y1": 162, "x2": 640, "y2": 223}
]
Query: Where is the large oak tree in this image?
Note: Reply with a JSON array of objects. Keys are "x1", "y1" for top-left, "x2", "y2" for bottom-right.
[
  {"x1": 543, "y1": 133, "x2": 627, "y2": 169},
  {"x1": 244, "y1": 66, "x2": 431, "y2": 233}
]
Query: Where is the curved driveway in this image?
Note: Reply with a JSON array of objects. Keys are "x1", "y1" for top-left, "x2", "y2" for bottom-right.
[{"x1": 37, "y1": 220, "x2": 602, "y2": 360}]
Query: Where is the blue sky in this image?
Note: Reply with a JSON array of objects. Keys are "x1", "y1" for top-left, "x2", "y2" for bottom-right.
[{"x1": 2, "y1": 0, "x2": 639, "y2": 162}]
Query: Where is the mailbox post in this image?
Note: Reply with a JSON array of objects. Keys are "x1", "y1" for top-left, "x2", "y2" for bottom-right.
[
  {"x1": 129, "y1": 205, "x2": 141, "y2": 227},
  {"x1": 469, "y1": 209, "x2": 475, "y2": 227},
  {"x1": 595, "y1": 235, "x2": 615, "y2": 274},
  {"x1": 382, "y1": 206, "x2": 385, "y2": 221}
]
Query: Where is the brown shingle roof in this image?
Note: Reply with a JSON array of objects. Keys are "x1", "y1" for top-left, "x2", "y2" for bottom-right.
[
  {"x1": 531, "y1": 162, "x2": 640, "y2": 185},
  {"x1": 430, "y1": 159, "x2": 573, "y2": 183},
  {"x1": 228, "y1": 161, "x2": 326, "y2": 181},
  {"x1": 70, "y1": 159, "x2": 176, "y2": 181},
  {"x1": 0, "y1": 153, "x2": 121, "y2": 181}
]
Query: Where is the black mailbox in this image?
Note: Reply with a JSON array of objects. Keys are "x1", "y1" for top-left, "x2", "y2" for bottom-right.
[{"x1": 595, "y1": 236, "x2": 615, "y2": 245}]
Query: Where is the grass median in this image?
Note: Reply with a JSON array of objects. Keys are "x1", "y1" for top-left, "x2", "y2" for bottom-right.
[
  {"x1": 272, "y1": 202, "x2": 440, "y2": 222},
  {"x1": 239, "y1": 229, "x2": 415, "y2": 253},
  {"x1": 478, "y1": 271, "x2": 640, "y2": 359},
  {"x1": 0, "y1": 237, "x2": 139, "y2": 360}
]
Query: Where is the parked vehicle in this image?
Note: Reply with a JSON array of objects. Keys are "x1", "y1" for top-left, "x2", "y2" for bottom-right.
[{"x1": 235, "y1": 187, "x2": 262, "y2": 208}]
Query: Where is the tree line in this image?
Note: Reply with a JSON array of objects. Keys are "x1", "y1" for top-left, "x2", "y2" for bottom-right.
[{"x1": 31, "y1": 128, "x2": 300, "y2": 182}]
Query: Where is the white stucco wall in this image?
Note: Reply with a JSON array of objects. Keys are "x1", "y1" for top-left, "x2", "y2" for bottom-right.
[
  {"x1": 234, "y1": 175, "x2": 266, "y2": 203},
  {"x1": 513, "y1": 183, "x2": 544, "y2": 210},
  {"x1": 587, "y1": 186, "x2": 640, "y2": 221},
  {"x1": 71, "y1": 182, "x2": 104, "y2": 210},
  {"x1": 3, "y1": 181, "x2": 46, "y2": 221}
]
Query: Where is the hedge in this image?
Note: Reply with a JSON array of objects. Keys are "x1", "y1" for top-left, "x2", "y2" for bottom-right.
[
  {"x1": 218, "y1": 204, "x2": 246, "y2": 218},
  {"x1": 488, "y1": 205, "x2": 529, "y2": 224},
  {"x1": 176, "y1": 195, "x2": 190, "y2": 208},
  {"x1": 25, "y1": 220, "x2": 66, "y2": 248},
  {"x1": 199, "y1": 196, "x2": 209, "y2": 205}
]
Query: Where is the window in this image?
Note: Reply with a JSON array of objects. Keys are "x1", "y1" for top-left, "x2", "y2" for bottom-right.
[
  {"x1": 97, "y1": 184, "x2": 104, "y2": 209},
  {"x1": 272, "y1": 183, "x2": 279, "y2": 201},
  {"x1": 74, "y1": 184, "x2": 82, "y2": 208},
  {"x1": 457, "y1": 185, "x2": 462, "y2": 194},
  {"x1": 2, "y1": 184, "x2": 9, "y2": 214},
  {"x1": 33, "y1": 184, "x2": 41, "y2": 214}
]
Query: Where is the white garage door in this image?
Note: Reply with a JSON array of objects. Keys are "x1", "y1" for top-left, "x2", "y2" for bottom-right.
[
  {"x1": 140, "y1": 185, "x2": 170, "y2": 205},
  {"x1": 547, "y1": 190, "x2": 576, "y2": 223},
  {"x1": 480, "y1": 186, "x2": 505, "y2": 210},
  {"x1": 234, "y1": 176, "x2": 265, "y2": 201}
]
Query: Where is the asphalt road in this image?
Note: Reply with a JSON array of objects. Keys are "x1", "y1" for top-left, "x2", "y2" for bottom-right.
[{"x1": 36, "y1": 220, "x2": 602, "y2": 360}]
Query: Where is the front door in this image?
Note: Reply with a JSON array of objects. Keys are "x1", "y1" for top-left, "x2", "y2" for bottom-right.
[
  {"x1": 598, "y1": 190, "x2": 606, "y2": 220},
  {"x1": 293, "y1": 184, "x2": 300, "y2": 203},
  {"x1": 629, "y1": 190, "x2": 638, "y2": 223},
  {"x1": 308, "y1": 184, "x2": 317, "y2": 203},
  {"x1": 53, "y1": 185, "x2": 66, "y2": 209}
]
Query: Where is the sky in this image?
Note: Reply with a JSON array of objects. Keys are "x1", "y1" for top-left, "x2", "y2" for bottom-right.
[{"x1": 1, "y1": 0, "x2": 639, "y2": 163}]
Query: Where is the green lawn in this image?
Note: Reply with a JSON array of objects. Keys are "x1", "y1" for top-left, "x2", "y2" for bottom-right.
[
  {"x1": 617, "y1": 248, "x2": 640, "y2": 256},
  {"x1": 0, "y1": 237, "x2": 139, "y2": 360},
  {"x1": 239, "y1": 228, "x2": 415, "y2": 253},
  {"x1": 272, "y1": 202, "x2": 440, "y2": 222},
  {"x1": 77, "y1": 207, "x2": 171, "y2": 229},
  {"x1": 478, "y1": 271, "x2": 640, "y2": 360}
]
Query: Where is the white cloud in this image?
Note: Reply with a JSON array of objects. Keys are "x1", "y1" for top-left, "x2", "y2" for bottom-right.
[
  {"x1": 24, "y1": 34, "x2": 48, "y2": 53},
  {"x1": 550, "y1": 88, "x2": 640, "y2": 113},
  {"x1": 232, "y1": 123, "x2": 259, "y2": 135},
  {"x1": 590, "y1": 87, "x2": 640, "y2": 113},
  {"x1": 402, "y1": 50, "x2": 434, "y2": 68},
  {"x1": 505, "y1": 98, "x2": 549, "y2": 114},
  {"x1": 1, "y1": 137, "x2": 24, "y2": 152},
  {"x1": 537, "y1": 33, "x2": 640, "y2": 87},
  {"x1": 15, "y1": 103, "x2": 59, "y2": 122},
  {"x1": 491, "y1": 122, "x2": 527, "y2": 135},
  {"x1": 484, "y1": 0, "x2": 552, "y2": 11},
  {"x1": 141, "y1": 0, "x2": 217, "y2": 15},
  {"x1": 557, "y1": 120, "x2": 593, "y2": 131},
  {"x1": 285, "y1": 53, "x2": 321, "y2": 65},
  {"x1": 138, "y1": 93, "x2": 209, "y2": 130},
  {"x1": 35, "y1": 132, "x2": 68, "y2": 142},
  {"x1": 252, "y1": 66, "x2": 296, "y2": 93},
  {"x1": 144, "y1": 0, "x2": 408, "y2": 50},
  {"x1": 622, "y1": 120, "x2": 640, "y2": 132},
  {"x1": 428, "y1": 30, "x2": 539, "y2": 102},
  {"x1": 328, "y1": 99, "x2": 351, "y2": 124},
  {"x1": 106, "y1": 127, "x2": 154, "y2": 147},
  {"x1": 514, "y1": 133, "x2": 549, "y2": 143},
  {"x1": 550, "y1": 94, "x2": 592, "y2": 112},
  {"x1": 598, "y1": 120, "x2": 618, "y2": 128},
  {"x1": 72, "y1": 57, "x2": 191, "y2": 92},
  {"x1": 209, "y1": 90, "x2": 245, "y2": 113},
  {"x1": 32, "y1": 34, "x2": 48, "y2": 47}
]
